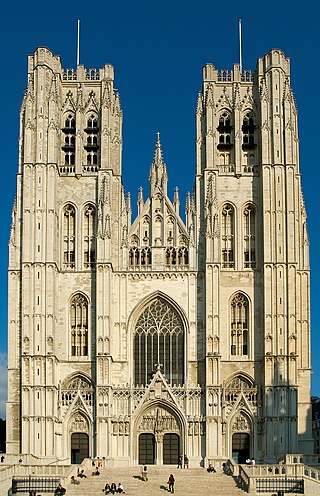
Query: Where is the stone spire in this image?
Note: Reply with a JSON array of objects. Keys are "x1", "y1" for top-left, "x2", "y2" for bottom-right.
[{"x1": 149, "y1": 132, "x2": 168, "y2": 196}]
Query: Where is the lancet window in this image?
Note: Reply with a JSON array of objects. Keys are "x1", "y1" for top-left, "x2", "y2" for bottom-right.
[
  {"x1": 83, "y1": 205, "x2": 96, "y2": 268},
  {"x1": 70, "y1": 294, "x2": 89, "y2": 356},
  {"x1": 243, "y1": 204, "x2": 256, "y2": 268},
  {"x1": 242, "y1": 114, "x2": 255, "y2": 148},
  {"x1": 221, "y1": 203, "x2": 235, "y2": 268},
  {"x1": 63, "y1": 204, "x2": 76, "y2": 268},
  {"x1": 134, "y1": 298, "x2": 184, "y2": 386},
  {"x1": 217, "y1": 111, "x2": 232, "y2": 149},
  {"x1": 62, "y1": 113, "x2": 76, "y2": 166},
  {"x1": 84, "y1": 114, "x2": 99, "y2": 166},
  {"x1": 230, "y1": 293, "x2": 249, "y2": 356}
]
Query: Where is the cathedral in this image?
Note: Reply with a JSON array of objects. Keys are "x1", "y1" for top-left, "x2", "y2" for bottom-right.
[{"x1": 6, "y1": 47, "x2": 314, "y2": 467}]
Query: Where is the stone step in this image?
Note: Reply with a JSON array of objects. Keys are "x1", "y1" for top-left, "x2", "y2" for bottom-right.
[{"x1": 65, "y1": 467, "x2": 245, "y2": 496}]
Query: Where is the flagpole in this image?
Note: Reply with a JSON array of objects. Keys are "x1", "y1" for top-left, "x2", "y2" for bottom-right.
[
  {"x1": 239, "y1": 18, "x2": 242, "y2": 73},
  {"x1": 77, "y1": 20, "x2": 80, "y2": 67}
]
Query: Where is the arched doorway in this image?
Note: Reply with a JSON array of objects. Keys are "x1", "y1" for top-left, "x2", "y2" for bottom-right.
[
  {"x1": 232, "y1": 432, "x2": 250, "y2": 464},
  {"x1": 71, "y1": 432, "x2": 89, "y2": 463},
  {"x1": 163, "y1": 433, "x2": 180, "y2": 465},
  {"x1": 139, "y1": 433, "x2": 155, "y2": 465}
]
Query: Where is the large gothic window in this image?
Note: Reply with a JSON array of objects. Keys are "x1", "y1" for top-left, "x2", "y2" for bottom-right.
[
  {"x1": 63, "y1": 204, "x2": 76, "y2": 268},
  {"x1": 83, "y1": 205, "x2": 96, "y2": 268},
  {"x1": 243, "y1": 204, "x2": 256, "y2": 268},
  {"x1": 134, "y1": 298, "x2": 184, "y2": 386},
  {"x1": 221, "y1": 203, "x2": 235, "y2": 268},
  {"x1": 230, "y1": 293, "x2": 249, "y2": 356},
  {"x1": 70, "y1": 294, "x2": 89, "y2": 356}
]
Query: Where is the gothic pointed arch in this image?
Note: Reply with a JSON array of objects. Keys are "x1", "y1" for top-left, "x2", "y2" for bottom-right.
[
  {"x1": 69, "y1": 293, "x2": 89, "y2": 357},
  {"x1": 130, "y1": 292, "x2": 187, "y2": 387},
  {"x1": 62, "y1": 203, "x2": 77, "y2": 269},
  {"x1": 84, "y1": 110, "x2": 99, "y2": 168},
  {"x1": 82, "y1": 203, "x2": 96, "y2": 268},
  {"x1": 242, "y1": 202, "x2": 257, "y2": 268},
  {"x1": 229, "y1": 292, "x2": 250, "y2": 357},
  {"x1": 221, "y1": 202, "x2": 235, "y2": 268}
]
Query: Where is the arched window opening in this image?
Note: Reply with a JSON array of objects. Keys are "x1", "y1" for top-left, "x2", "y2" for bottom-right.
[
  {"x1": 230, "y1": 294, "x2": 249, "y2": 356},
  {"x1": 83, "y1": 205, "x2": 96, "y2": 268},
  {"x1": 70, "y1": 294, "x2": 89, "y2": 356},
  {"x1": 63, "y1": 204, "x2": 76, "y2": 268},
  {"x1": 244, "y1": 205, "x2": 256, "y2": 268},
  {"x1": 165, "y1": 247, "x2": 188, "y2": 266},
  {"x1": 129, "y1": 247, "x2": 152, "y2": 267},
  {"x1": 134, "y1": 298, "x2": 184, "y2": 386},
  {"x1": 218, "y1": 111, "x2": 232, "y2": 149},
  {"x1": 221, "y1": 203, "x2": 235, "y2": 268},
  {"x1": 242, "y1": 114, "x2": 255, "y2": 149},
  {"x1": 62, "y1": 114, "x2": 76, "y2": 166},
  {"x1": 84, "y1": 114, "x2": 99, "y2": 168}
]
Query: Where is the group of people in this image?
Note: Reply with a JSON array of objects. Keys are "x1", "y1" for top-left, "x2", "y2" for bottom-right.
[
  {"x1": 103, "y1": 482, "x2": 125, "y2": 494},
  {"x1": 177, "y1": 454, "x2": 189, "y2": 468}
]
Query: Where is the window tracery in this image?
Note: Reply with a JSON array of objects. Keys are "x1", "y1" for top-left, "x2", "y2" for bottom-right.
[
  {"x1": 242, "y1": 114, "x2": 255, "y2": 148},
  {"x1": 243, "y1": 204, "x2": 256, "y2": 268},
  {"x1": 84, "y1": 114, "x2": 99, "y2": 168},
  {"x1": 83, "y1": 205, "x2": 96, "y2": 268},
  {"x1": 230, "y1": 293, "x2": 249, "y2": 356},
  {"x1": 70, "y1": 294, "x2": 89, "y2": 357},
  {"x1": 217, "y1": 111, "x2": 232, "y2": 149},
  {"x1": 62, "y1": 114, "x2": 76, "y2": 166},
  {"x1": 134, "y1": 298, "x2": 184, "y2": 386},
  {"x1": 63, "y1": 204, "x2": 76, "y2": 269},
  {"x1": 221, "y1": 203, "x2": 235, "y2": 268}
]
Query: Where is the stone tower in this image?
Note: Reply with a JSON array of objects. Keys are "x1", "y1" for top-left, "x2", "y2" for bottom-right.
[{"x1": 6, "y1": 47, "x2": 313, "y2": 465}]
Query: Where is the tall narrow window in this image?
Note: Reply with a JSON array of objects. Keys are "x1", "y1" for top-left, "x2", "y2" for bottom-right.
[
  {"x1": 134, "y1": 298, "x2": 184, "y2": 386},
  {"x1": 62, "y1": 114, "x2": 76, "y2": 166},
  {"x1": 84, "y1": 114, "x2": 99, "y2": 167},
  {"x1": 230, "y1": 293, "x2": 249, "y2": 356},
  {"x1": 244, "y1": 205, "x2": 256, "y2": 268},
  {"x1": 242, "y1": 114, "x2": 255, "y2": 148},
  {"x1": 63, "y1": 204, "x2": 76, "y2": 268},
  {"x1": 70, "y1": 294, "x2": 88, "y2": 356},
  {"x1": 217, "y1": 111, "x2": 232, "y2": 149},
  {"x1": 221, "y1": 203, "x2": 235, "y2": 268},
  {"x1": 83, "y1": 205, "x2": 96, "y2": 268}
]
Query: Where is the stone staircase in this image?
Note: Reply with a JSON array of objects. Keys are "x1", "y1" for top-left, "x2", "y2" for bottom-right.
[{"x1": 65, "y1": 466, "x2": 246, "y2": 495}]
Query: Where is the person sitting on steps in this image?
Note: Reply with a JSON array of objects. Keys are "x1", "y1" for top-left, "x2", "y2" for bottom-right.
[{"x1": 207, "y1": 463, "x2": 216, "y2": 473}]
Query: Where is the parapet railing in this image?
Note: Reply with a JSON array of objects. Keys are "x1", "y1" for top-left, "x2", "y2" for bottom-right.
[{"x1": 224, "y1": 459, "x2": 320, "y2": 494}]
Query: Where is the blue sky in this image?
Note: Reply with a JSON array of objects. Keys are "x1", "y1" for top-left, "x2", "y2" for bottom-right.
[{"x1": 0, "y1": 1, "x2": 319, "y2": 418}]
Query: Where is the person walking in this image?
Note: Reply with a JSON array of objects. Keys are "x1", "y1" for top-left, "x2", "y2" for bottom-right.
[
  {"x1": 167, "y1": 473, "x2": 175, "y2": 493},
  {"x1": 177, "y1": 454, "x2": 183, "y2": 468},
  {"x1": 183, "y1": 454, "x2": 189, "y2": 468}
]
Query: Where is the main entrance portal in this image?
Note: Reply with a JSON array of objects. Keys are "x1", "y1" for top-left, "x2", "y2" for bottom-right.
[
  {"x1": 71, "y1": 432, "x2": 89, "y2": 464},
  {"x1": 232, "y1": 432, "x2": 250, "y2": 464},
  {"x1": 139, "y1": 433, "x2": 155, "y2": 465},
  {"x1": 136, "y1": 403, "x2": 183, "y2": 465}
]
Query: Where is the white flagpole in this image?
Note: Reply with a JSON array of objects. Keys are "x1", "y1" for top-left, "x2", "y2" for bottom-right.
[
  {"x1": 239, "y1": 18, "x2": 242, "y2": 73},
  {"x1": 77, "y1": 20, "x2": 80, "y2": 67}
]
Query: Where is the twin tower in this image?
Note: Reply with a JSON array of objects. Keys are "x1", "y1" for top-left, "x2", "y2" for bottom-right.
[{"x1": 6, "y1": 47, "x2": 313, "y2": 466}]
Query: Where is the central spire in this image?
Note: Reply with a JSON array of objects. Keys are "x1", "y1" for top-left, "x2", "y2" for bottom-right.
[{"x1": 149, "y1": 132, "x2": 168, "y2": 196}]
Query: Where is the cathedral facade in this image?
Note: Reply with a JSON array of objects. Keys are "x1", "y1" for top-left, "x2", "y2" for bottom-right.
[{"x1": 6, "y1": 47, "x2": 314, "y2": 466}]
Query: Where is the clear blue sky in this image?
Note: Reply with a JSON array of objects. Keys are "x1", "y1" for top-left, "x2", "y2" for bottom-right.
[{"x1": 0, "y1": 0, "x2": 319, "y2": 418}]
